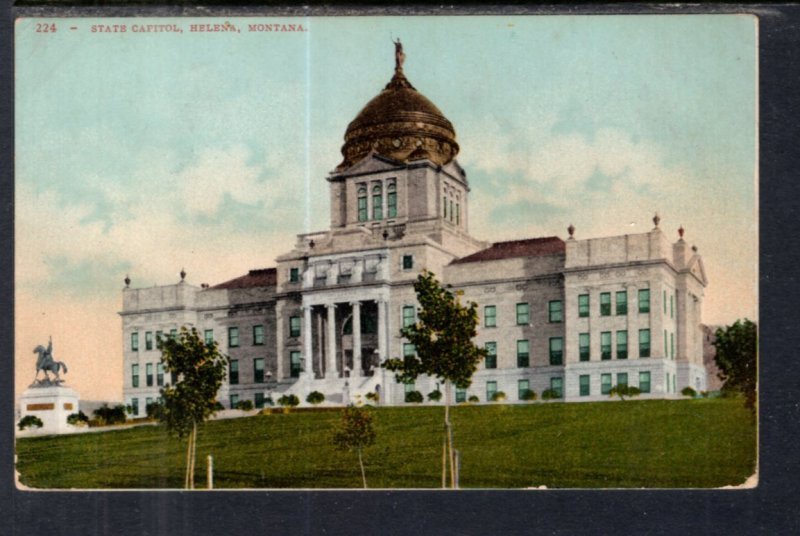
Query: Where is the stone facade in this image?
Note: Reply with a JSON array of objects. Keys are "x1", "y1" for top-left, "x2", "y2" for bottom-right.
[{"x1": 120, "y1": 55, "x2": 710, "y2": 413}]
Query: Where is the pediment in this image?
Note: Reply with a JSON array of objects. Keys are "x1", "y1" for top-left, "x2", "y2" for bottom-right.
[
  {"x1": 337, "y1": 152, "x2": 405, "y2": 176},
  {"x1": 686, "y1": 254, "x2": 708, "y2": 286}
]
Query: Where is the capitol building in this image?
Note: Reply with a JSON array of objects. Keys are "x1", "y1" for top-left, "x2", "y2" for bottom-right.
[{"x1": 120, "y1": 47, "x2": 709, "y2": 414}]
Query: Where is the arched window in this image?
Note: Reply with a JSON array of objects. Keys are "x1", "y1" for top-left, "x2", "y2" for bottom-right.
[
  {"x1": 372, "y1": 184, "x2": 383, "y2": 220},
  {"x1": 387, "y1": 182, "x2": 397, "y2": 218},
  {"x1": 357, "y1": 186, "x2": 367, "y2": 222}
]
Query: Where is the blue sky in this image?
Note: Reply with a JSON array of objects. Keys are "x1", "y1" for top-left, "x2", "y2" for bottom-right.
[{"x1": 15, "y1": 15, "x2": 757, "y2": 399}]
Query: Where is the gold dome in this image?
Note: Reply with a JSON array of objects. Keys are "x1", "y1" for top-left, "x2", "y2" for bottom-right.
[{"x1": 337, "y1": 43, "x2": 459, "y2": 171}]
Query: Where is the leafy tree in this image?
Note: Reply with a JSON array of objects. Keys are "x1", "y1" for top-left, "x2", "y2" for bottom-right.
[
  {"x1": 384, "y1": 271, "x2": 487, "y2": 488},
  {"x1": 681, "y1": 386, "x2": 697, "y2": 398},
  {"x1": 18, "y1": 415, "x2": 43, "y2": 431},
  {"x1": 332, "y1": 406, "x2": 376, "y2": 488},
  {"x1": 714, "y1": 319, "x2": 757, "y2": 410},
  {"x1": 608, "y1": 385, "x2": 641, "y2": 401},
  {"x1": 306, "y1": 391, "x2": 325, "y2": 405},
  {"x1": 158, "y1": 327, "x2": 228, "y2": 489},
  {"x1": 146, "y1": 400, "x2": 165, "y2": 420}
]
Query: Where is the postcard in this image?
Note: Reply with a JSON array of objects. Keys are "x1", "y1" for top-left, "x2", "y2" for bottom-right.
[{"x1": 14, "y1": 14, "x2": 757, "y2": 490}]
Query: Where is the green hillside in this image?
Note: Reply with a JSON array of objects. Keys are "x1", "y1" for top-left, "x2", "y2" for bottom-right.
[{"x1": 15, "y1": 398, "x2": 756, "y2": 489}]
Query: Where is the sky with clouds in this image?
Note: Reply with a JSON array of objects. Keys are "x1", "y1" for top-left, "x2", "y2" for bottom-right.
[{"x1": 15, "y1": 15, "x2": 757, "y2": 401}]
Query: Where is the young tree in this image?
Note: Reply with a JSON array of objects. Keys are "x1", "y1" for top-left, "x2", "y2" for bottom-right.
[
  {"x1": 384, "y1": 271, "x2": 487, "y2": 489},
  {"x1": 158, "y1": 327, "x2": 228, "y2": 489},
  {"x1": 332, "y1": 406, "x2": 376, "y2": 488},
  {"x1": 714, "y1": 319, "x2": 757, "y2": 410}
]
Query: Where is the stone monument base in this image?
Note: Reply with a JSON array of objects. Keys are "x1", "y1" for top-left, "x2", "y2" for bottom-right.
[{"x1": 19, "y1": 385, "x2": 80, "y2": 435}]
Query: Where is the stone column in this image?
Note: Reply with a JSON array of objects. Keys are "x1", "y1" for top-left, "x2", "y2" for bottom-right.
[
  {"x1": 326, "y1": 304, "x2": 337, "y2": 378},
  {"x1": 351, "y1": 301, "x2": 362, "y2": 377},
  {"x1": 377, "y1": 298, "x2": 387, "y2": 364},
  {"x1": 303, "y1": 305, "x2": 313, "y2": 377}
]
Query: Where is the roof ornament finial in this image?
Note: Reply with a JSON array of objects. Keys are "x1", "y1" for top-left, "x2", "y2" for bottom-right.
[
  {"x1": 124, "y1": 274, "x2": 131, "y2": 288},
  {"x1": 653, "y1": 212, "x2": 661, "y2": 229},
  {"x1": 393, "y1": 37, "x2": 405, "y2": 73},
  {"x1": 678, "y1": 225, "x2": 685, "y2": 239},
  {"x1": 567, "y1": 223, "x2": 575, "y2": 239},
  {"x1": 180, "y1": 268, "x2": 186, "y2": 281}
]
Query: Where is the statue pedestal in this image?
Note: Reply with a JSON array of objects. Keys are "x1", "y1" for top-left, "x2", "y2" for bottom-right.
[{"x1": 18, "y1": 385, "x2": 80, "y2": 435}]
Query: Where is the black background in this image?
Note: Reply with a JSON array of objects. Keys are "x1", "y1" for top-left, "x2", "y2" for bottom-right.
[{"x1": 1, "y1": 3, "x2": 798, "y2": 535}]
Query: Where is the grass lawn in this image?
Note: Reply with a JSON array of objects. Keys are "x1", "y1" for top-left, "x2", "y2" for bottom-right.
[{"x1": 15, "y1": 398, "x2": 756, "y2": 489}]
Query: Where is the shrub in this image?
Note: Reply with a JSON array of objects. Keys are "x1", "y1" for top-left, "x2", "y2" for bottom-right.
[
  {"x1": 427, "y1": 390, "x2": 442, "y2": 402},
  {"x1": 700, "y1": 390, "x2": 710, "y2": 398},
  {"x1": 608, "y1": 385, "x2": 641, "y2": 401},
  {"x1": 145, "y1": 401, "x2": 164, "y2": 420},
  {"x1": 67, "y1": 411, "x2": 89, "y2": 426},
  {"x1": 491, "y1": 391, "x2": 507, "y2": 402},
  {"x1": 468, "y1": 395, "x2": 480, "y2": 403},
  {"x1": 18, "y1": 415, "x2": 43, "y2": 431},
  {"x1": 277, "y1": 394, "x2": 300, "y2": 408},
  {"x1": 263, "y1": 397, "x2": 275, "y2": 407},
  {"x1": 306, "y1": 391, "x2": 326, "y2": 405},
  {"x1": 681, "y1": 386, "x2": 697, "y2": 398},
  {"x1": 213, "y1": 401, "x2": 225, "y2": 411},
  {"x1": 405, "y1": 390, "x2": 424, "y2": 403},
  {"x1": 93, "y1": 404, "x2": 127, "y2": 425},
  {"x1": 236, "y1": 399, "x2": 254, "y2": 411},
  {"x1": 520, "y1": 389, "x2": 537, "y2": 401},
  {"x1": 365, "y1": 391, "x2": 379, "y2": 402},
  {"x1": 541, "y1": 388, "x2": 561, "y2": 401}
]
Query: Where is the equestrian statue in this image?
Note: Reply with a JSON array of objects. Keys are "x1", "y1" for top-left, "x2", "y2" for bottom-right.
[{"x1": 32, "y1": 337, "x2": 68, "y2": 386}]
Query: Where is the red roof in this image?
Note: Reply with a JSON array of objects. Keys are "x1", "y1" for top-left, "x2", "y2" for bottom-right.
[
  {"x1": 211, "y1": 268, "x2": 277, "y2": 289},
  {"x1": 451, "y1": 237, "x2": 565, "y2": 265}
]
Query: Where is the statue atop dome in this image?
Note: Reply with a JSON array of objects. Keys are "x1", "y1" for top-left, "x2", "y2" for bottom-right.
[{"x1": 393, "y1": 38, "x2": 405, "y2": 72}]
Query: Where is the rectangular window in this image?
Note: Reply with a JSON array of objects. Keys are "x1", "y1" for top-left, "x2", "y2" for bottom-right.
[
  {"x1": 450, "y1": 200, "x2": 454, "y2": 221},
  {"x1": 131, "y1": 398, "x2": 139, "y2": 416},
  {"x1": 516, "y1": 303, "x2": 529, "y2": 325},
  {"x1": 518, "y1": 379, "x2": 530, "y2": 400},
  {"x1": 600, "y1": 293, "x2": 611, "y2": 316},
  {"x1": 230, "y1": 394, "x2": 239, "y2": 409},
  {"x1": 145, "y1": 331, "x2": 153, "y2": 351},
  {"x1": 548, "y1": 300, "x2": 563, "y2": 323},
  {"x1": 601, "y1": 331, "x2": 612, "y2": 360},
  {"x1": 639, "y1": 371, "x2": 651, "y2": 393},
  {"x1": 170, "y1": 328, "x2": 177, "y2": 339},
  {"x1": 639, "y1": 329, "x2": 651, "y2": 358},
  {"x1": 579, "y1": 333, "x2": 590, "y2": 361},
  {"x1": 486, "y1": 381, "x2": 498, "y2": 402},
  {"x1": 373, "y1": 187, "x2": 383, "y2": 220},
  {"x1": 289, "y1": 316, "x2": 301, "y2": 338},
  {"x1": 204, "y1": 329, "x2": 214, "y2": 345},
  {"x1": 170, "y1": 371, "x2": 177, "y2": 385},
  {"x1": 670, "y1": 332, "x2": 675, "y2": 359},
  {"x1": 578, "y1": 294, "x2": 590, "y2": 317},
  {"x1": 290, "y1": 351, "x2": 301, "y2": 378},
  {"x1": 131, "y1": 364, "x2": 139, "y2": 388},
  {"x1": 387, "y1": 191, "x2": 397, "y2": 218},
  {"x1": 146, "y1": 397, "x2": 153, "y2": 409},
  {"x1": 228, "y1": 327, "x2": 239, "y2": 348},
  {"x1": 616, "y1": 330, "x2": 628, "y2": 359},
  {"x1": 131, "y1": 332, "x2": 139, "y2": 351},
  {"x1": 673, "y1": 374, "x2": 676, "y2": 393},
  {"x1": 516, "y1": 339, "x2": 530, "y2": 367},
  {"x1": 443, "y1": 197, "x2": 448, "y2": 218},
  {"x1": 229, "y1": 360, "x2": 239, "y2": 385},
  {"x1": 601, "y1": 373, "x2": 612, "y2": 395},
  {"x1": 663, "y1": 290, "x2": 667, "y2": 314},
  {"x1": 254, "y1": 358, "x2": 265, "y2": 383},
  {"x1": 616, "y1": 291, "x2": 628, "y2": 315},
  {"x1": 550, "y1": 377, "x2": 563, "y2": 398},
  {"x1": 255, "y1": 392, "x2": 266, "y2": 409},
  {"x1": 403, "y1": 343, "x2": 416, "y2": 358},
  {"x1": 289, "y1": 267, "x2": 300, "y2": 283},
  {"x1": 146, "y1": 363, "x2": 153, "y2": 387},
  {"x1": 404, "y1": 380, "x2": 416, "y2": 394},
  {"x1": 253, "y1": 325, "x2": 265, "y2": 345},
  {"x1": 402, "y1": 305, "x2": 416, "y2": 328},
  {"x1": 402, "y1": 255, "x2": 413, "y2": 270},
  {"x1": 484, "y1": 305, "x2": 497, "y2": 327},
  {"x1": 638, "y1": 289, "x2": 650, "y2": 313},
  {"x1": 456, "y1": 203, "x2": 460, "y2": 225},
  {"x1": 617, "y1": 372, "x2": 628, "y2": 387},
  {"x1": 485, "y1": 342, "x2": 497, "y2": 369},
  {"x1": 670, "y1": 294, "x2": 674, "y2": 319},
  {"x1": 156, "y1": 331, "x2": 163, "y2": 347},
  {"x1": 455, "y1": 388, "x2": 467, "y2": 403},
  {"x1": 579, "y1": 375, "x2": 590, "y2": 397},
  {"x1": 549, "y1": 337, "x2": 563, "y2": 365},
  {"x1": 357, "y1": 193, "x2": 367, "y2": 222},
  {"x1": 664, "y1": 329, "x2": 669, "y2": 356},
  {"x1": 666, "y1": 372, "x2": 670, "y2": 393},
  {"x1": 156, "y1": 363, "x2": 164, "y2": 386}
]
